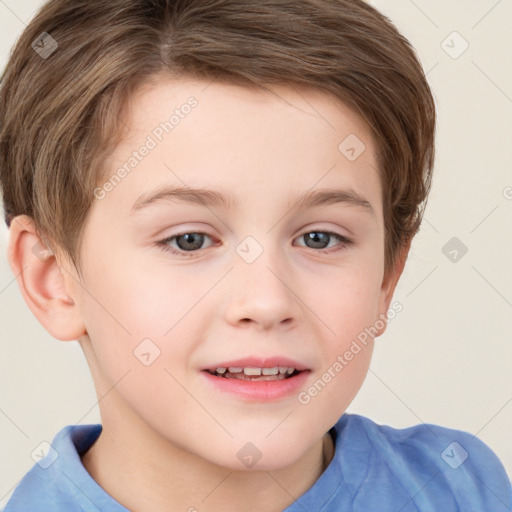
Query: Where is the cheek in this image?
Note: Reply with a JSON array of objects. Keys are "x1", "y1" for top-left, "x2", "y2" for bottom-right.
[
  {"x1": 77, "y1": 258, "x2": 201, "y2": 432},
  {"x1": 312, "y1": 262, "x2": 384, "y2": 345},
  {"x1": 296, "y1": 274, "x2": 379, "y2": 423},
  {"x1": 78, "y1": 251, "x2": 214, "y2": 381},
  {"x1": 297, "y1": 346, "x2": 373, "y2": 441},
  {"x1": 82, "y1": 249, "x2": 203, "y2": 335}
]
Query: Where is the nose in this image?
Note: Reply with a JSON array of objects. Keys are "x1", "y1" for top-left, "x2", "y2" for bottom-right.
[{"x1": 223, "y1": 244, "x2": 301, "y2": 331}]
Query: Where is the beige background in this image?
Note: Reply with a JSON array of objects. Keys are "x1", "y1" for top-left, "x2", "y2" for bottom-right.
[{"x1": 1, "y1": 0, "x2": 511, "y2": 505}]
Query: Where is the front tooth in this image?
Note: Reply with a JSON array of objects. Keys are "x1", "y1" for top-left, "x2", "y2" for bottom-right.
[
  {"x1": 243, "y1": 367, "x2": 262, "y2": 376},
  {"x1": 279, "y1": 367, "x2": 288, "y2": 374},
  {"x1": 228, "y1": 367, "x2": 243, "y2": 373},
  {"x1": 262, "y1": 367, "x2": 279, "y2": 375},
  {"x1": 286, "y1": 368, "x2": 295, "y2": 374},
  {"x1": 216, "y1": 367, "x2": 227, "y2": 374}
]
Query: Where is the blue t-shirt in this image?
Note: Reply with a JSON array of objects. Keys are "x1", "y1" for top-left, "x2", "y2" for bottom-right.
[{"x1": 4, "y1": 413, "x2": 511, "y2": 511}]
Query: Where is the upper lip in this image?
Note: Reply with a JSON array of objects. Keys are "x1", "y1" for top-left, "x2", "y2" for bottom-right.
[{"x1": 202, "y1": 356, "x2": 309, "y2": 372}]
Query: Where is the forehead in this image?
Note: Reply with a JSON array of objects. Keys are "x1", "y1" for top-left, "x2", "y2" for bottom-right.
[
  {"x1": 124, "y1": 77, "x2": 374, "y2": 143},
  {"x1": 96, "y1": 76, "x2": 381, "y2": 219}
]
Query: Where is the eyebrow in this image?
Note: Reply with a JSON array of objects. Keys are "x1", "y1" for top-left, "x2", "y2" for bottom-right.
[{"x1": 129, "y1": 185, "x2": 375, "y2": 216}]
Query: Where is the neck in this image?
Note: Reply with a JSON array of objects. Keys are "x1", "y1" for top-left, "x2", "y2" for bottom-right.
[{"x1": 81, "y1": 411, "x2": 334, "y2": 512}]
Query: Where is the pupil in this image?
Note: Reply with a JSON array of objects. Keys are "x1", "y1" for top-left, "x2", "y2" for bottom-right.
[
  {"x1": 306, "y1": 232, "x2": 329, "y2": 249},
  {"x1": 177, "y1": 233, "x2": 203, "y2": 251}
]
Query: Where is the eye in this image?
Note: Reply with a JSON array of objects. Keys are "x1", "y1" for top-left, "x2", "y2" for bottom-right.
[
  {"x1": 156, "y1": 232, "x2": 215, "y2": 256},
  {"x1": 155, "y1": 229, "x2": 352, "y2": 257},
  {"x1": 294, "y1": 230, "x2": 353, "y2": 253}
]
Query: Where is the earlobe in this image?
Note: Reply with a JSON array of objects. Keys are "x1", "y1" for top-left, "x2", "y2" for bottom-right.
[{"x1": 7, "y1": 215, "x2": 86, "y2": 341}]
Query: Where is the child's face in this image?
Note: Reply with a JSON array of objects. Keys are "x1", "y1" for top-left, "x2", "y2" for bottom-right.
[{"x1": 69, "y1": 77, "x2": 399, "y2": 470}]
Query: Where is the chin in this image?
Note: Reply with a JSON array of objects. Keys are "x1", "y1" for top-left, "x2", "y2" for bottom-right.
[{"x1": 200, "y1": 435, "x2": 313, "y2": 472}]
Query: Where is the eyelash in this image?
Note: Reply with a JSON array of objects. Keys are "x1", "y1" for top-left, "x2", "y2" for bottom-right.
[{"x1": 155, "y1": 229, "x2": 353, "y2": 257}]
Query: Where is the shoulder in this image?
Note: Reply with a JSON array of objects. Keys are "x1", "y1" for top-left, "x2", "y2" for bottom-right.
[
  {"x1": 344, "y1": 413, "x2": 507, "y2": 473},
  {"x1": 334, "y1": 413, "x2": 512, "y2": 510},
  {"x1": 3, "y1": 424, "x2": 110, "y2": 512}
]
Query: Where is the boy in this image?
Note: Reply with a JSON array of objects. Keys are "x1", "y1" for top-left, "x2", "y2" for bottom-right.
[{"x1": 0, "y1": 0, "x2": 510, "y2": 510}]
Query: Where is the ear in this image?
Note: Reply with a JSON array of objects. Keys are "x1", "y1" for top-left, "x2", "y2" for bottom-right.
[
  {"x1": 375, "y1": 238, "x2": 412, "y2": 337},
  {"x1": 7, "y1": 215, "x2": 86, "y2": 341}
]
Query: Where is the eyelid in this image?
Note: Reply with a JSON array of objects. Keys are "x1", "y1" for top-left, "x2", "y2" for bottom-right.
[
  {"x1": 157, "y1": 230, "x2": 217, "y2": 253},
  {"x1": 155, "y1": 226, "x2": 353, "y2": 258}
]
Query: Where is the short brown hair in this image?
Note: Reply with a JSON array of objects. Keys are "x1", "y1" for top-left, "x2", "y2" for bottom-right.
[{"x1": 0, "y1": 0, "x2": 435, "y2": 276}]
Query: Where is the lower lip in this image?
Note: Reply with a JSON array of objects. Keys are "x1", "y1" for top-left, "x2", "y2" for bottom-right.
[{"x1": 201, "y1": 370, "x2": 310, "y2": 401}]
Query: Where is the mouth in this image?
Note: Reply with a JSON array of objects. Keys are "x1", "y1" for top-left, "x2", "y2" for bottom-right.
[
  {"x1": 200, "y1": 358, "x2": 310, "y2": 401},
  {"x1": 204, "y1": 366, "x2": 302, "y2": 381}
]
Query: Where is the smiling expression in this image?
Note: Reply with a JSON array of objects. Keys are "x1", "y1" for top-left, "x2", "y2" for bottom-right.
[{"x1": 69, "y1": 76, "x2": 397, "y2": 470}]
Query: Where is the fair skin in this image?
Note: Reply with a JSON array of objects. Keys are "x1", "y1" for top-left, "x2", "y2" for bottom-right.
[{"x1": 8, "y1": 77, "x2": 408, "y2": 511}]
